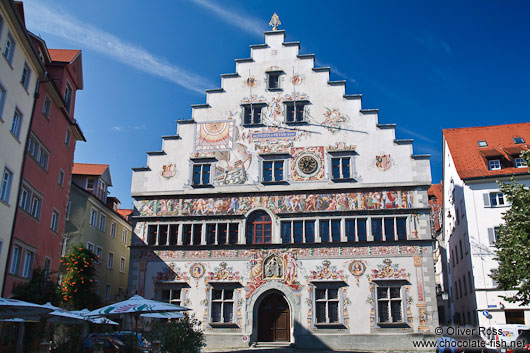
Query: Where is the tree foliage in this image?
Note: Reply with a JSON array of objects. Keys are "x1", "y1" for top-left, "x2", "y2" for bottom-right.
[
  {"x1": 491, "y1": 150, "x2": 530, "y2": 304},
  {"x1": 12, "y1": 267, "x2": 60, "y2": 305},
  {"x1": 153, "y1": 314, "x2": 205, "y2": 353},
  {"x1": 59, "y1": 245, "x2": 101, "y2": 309}
]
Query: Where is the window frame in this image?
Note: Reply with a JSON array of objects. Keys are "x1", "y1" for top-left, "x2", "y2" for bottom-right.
[
  {"x1": 20, "y1": 62, "x2": 31, "y2": 91},
  {"x1": 0, "y1": 82, "x2": 6, "y2": 120},
  {"x1": 107, "y1": 252, "x2": 114, "y2": 269},
  {"x1": 42, "y1": 96, "x2": 51, "y2": 118},
  {"x1": 242, "y1": 103, "x2": 266, "y2": 126},
  {"x1": 21, "y1": 250, "x2": 34, "y2": 278},
  {"x1": 0, "y1": 166, "x2": 13, "y2": 204},
  {"x1": 87, "y1": 242, "x2": 95, "y2": 253},
  {"x1": 10, "y1": 108, "x2": 22, "y2": 139},
  {"x1": 513, "y1": 137, "x2": 525, "y2": 144},
  {"x1": 50, "y1": 209, "x2": 59, "y2": 233},
  {"x1": 3, "y1": 32, "x2": 15, "y2": 64},
  {"x1": 64, "y1": 82, "x2": 73, "y2": 112},
  {"x1": 209, "y1": 285, "x2": 238, "y2": 326},
  {"x1": 375, "y1": 281, "x2": 407, "y2": 327},
  {"x1": 95, "y1": 246, "x2": 103, "y2": 264},
  {"x1": 110, "y1": 222, "x2": 117, "y2": 238},
  {"x1": 89, "y1": 208, "x2": 98, "y2": 227},
  {"x1": 313, "y1": 282, "x2": 345, "y2": 327},
  {"x1": 122, "y1": 229, "x2": 128, "y2": 244},
  {"x1": 98, "y1": 214, "x2": 106, "y2": 232},
  {"x1": 266, "y1": 70, "x2": 283, "y2": 91},
  {"x1": 27, "y1": 135, "x2": 51, "y2": 171},
  {"x1": 58, "y1": 169, "x2": 65, "y2": 187},
  {"x1": 120, "y1": 257, "x2": 125, "y2": 273},
  {"x1": 260, "y1": 155, "x2": 288, "y2": 184},
  {"x1": 283, "y1": 100, "x2": 308, "y2": 124},
  {"x1": 514, "y1": 157, "x2": 526, "y2": 168},
  {"x1": 488, "y1": 159, "x2": 501, "y2": 170},
  {"x1": 191, "y1": 160, "x2": 213, "y2": 187},
  {"x1": 9, "y1": 245, "x2": 21, "y2": 275}
]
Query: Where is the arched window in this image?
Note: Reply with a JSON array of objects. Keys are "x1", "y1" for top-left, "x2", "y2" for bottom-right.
[{"x1": 246, "y1": 210, "x2": 272, "y2": 244}]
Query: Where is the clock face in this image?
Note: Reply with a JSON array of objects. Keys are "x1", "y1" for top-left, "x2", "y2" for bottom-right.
[{"x1": 298, "y1": 155, "x2": 318, "y2": 175}]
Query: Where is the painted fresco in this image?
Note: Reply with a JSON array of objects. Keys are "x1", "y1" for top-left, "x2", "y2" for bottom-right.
[
  {"x1": 307, "y1": 260, "x2": 345, "y2": 281},
  {"x1": 137, "y1": 189, "x2": 415, "y2": 217},
  {"x1": 153, "y1": 263, "x2": 189, "y2": 284},
  {"x1": 194, "y1": 121, "x2": 234, "y2": 152},
  {"x1": 291, "y1": 146, "x2": 325, "y2": 181},
  {"x1": 376, "y1": 154, "x2": 392, "y2": 171},
  {"x1": 321, "y1": 107, "x2": 349, "y2": 134},
  {"x1": 206, "y1": 261, "x2": 241, "y2": 282}
]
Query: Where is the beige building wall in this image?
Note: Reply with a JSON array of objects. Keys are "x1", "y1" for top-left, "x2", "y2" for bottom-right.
[
  {"x1": 64, "y1": 184, "x2": 131, "y2": 303},
  {"x1": 0, "y1": 0, "x2": 43, "y2": 293}
]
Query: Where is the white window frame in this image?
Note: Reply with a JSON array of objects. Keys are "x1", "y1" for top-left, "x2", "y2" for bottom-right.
[
  {"x1": 0, "y1": 167, "x2": 13, "y2": 204},
  {"x1": 477, "y1": 140, "x2": 487, "y2": 147},
  {"x1": 191, "y1": 161, "x2": 212, "y2": 186},
  {"x1": 284, "y1": 101, "x2": 308, "y2": 123},
  {"x1": 50, "y1": 209, "x2": 59, "y2": 233},
  {"x1": 3, "y1": 32, "x2": 15, "y2": 64},
  {"x1": 99, "y1": 214, "x2": 106, "y2": 232},
  {"x1": 9, "y1": 245, "x2": 21, "y2": 275},
  {"x1": 95, "y1": 246, "x2": 103, "y2": 264},
  {"x1": 375, "y1": 282, "x2": 406, "y2": 326},
  {"x1": 21, "y1": 250, "x2": 34, "y2": 278},
  {"x1": 159, "y1": 286, "x2": 184, "y2": 306},
  {"x1": 260, "y1": 155, "x2": 288, "y2": 183},
  {"x1": 20, "y1": 62, "x2": 31, "y2": 90},
  {"x1": 110, "y1": 222, "x2": 116, "y2": 238},
  {"x1": 242, "y1": 103, "x2": 265, "y2": 125},
  {"x1": 210, "y1": 285, "x2": 236, "y2": 325},
  {"x1": 329, "y1": 154, "x2": 355, "y2": 180},
  {"x1": 0, "y1": 82, "x2": 6, "y2": 120},
  {"x1": 86, "y1": 177, "x2": 95, "y2": 191},
  {"x1": 313, "y1": 283, "x2": 343, "y2": 325},
  {"x1": 58, "y1": 169, "x2": 65, "y2": 186},
  {"x1": 29, "y1": 193, "x2": 42, "y2": 219},
  {"x1": 89, "y1": 208, "x2": 98, "y2": 227},
  {"x1": 87, "y1": 242, "x2": 94, "y2": 253},
  {"x1": 515, "y1": 157, "x2": 526, "y2": 168},
  {"x1": 107, "y1": 252, "x2": 114, "y2": 269},
  {"x1": 122, "y1": 229, "x2": 127, "y2": 244},
  {"x1": 10, "y1": 108, "x2": 22, "y2": 139},
  {"x1": 120, "y1": 257, "x2": 125, "y2": 273},
  {"x1": 488, "y1": 159, "x2": 501, "y2": 170},
  {"x1": 42, "y1": 96, "x2": 51, "y2": 118}
]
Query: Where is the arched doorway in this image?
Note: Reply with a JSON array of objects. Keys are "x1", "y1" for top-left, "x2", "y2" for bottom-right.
[
  {"x1": 246, "y1": 210, "x2": 272, "y2": 244},
  {"x1": 257, "y1": 292, "x2": 290, "y2": 342}
]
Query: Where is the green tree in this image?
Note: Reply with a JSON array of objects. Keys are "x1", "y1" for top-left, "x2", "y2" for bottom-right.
[
  {"x1": 153, "y1": 314, "x2": 205, "y2": 353},
  {"x1": 59, "y1": 245, "x2": 101, "y2": 309},
  {"x1": 491, "y1": 150, "x2": 530, "y2": 304},
  {"x1": 12, "y1": 267, "x2": 60, "y2": 305}
]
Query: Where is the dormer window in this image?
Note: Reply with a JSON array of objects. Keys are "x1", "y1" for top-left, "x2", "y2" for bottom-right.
[
  {"x1": 488, "y1": 159, "x2": 501, "y2": 170},
  {"x1": 513, "y1": 137, "x2": 525, "y2": 144},
  {"x1": 86, "y1": 177, "x2": 95, "y2": 191},
  {"x1": 284, "y1": 101, "x2": 308, "y2": 123},
  {"x1": 266, "y1": 71, "x2": 282, "y2": 91},
  {"x1": 515, "y1": 158, "x2": 526, "y2": 168},
  {"x1": 477, "y1": 141, "x2": 487, "y2": 147},
  {"x1": 64, "y1": 82, "x2": 73, "y2": 112},
  {"x1": 242, "y1": 103, "x2": 265, "y2": 126}
]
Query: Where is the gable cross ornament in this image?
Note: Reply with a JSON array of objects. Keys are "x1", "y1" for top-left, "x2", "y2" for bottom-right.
[{"x1": 269, "y1": 13, "x2": 281, "y2": 31}]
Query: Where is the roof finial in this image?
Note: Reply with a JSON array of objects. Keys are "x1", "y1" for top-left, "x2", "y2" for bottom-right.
[{"x1": 269, "y1": 12, "x2": 281, "y2": 31}]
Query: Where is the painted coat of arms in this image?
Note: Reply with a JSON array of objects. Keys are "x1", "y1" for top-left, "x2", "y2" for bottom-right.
[
  {"x1": 376, "y1": 154, "x2": 392, "y2": 171},
  {"x1": 161, "y1": 164, "x2": 176, "y2": 179}
]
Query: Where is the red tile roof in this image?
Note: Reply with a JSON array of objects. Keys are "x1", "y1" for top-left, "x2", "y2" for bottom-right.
[
  {"x1": 48, "y1": 49, "x2": 80, "y2": 63},
  {"x1": 428, "y1": 183, "x2": 443, "y2": 232},
  {"x1": 117, "y1": 209, "x2": 133, "y2": 220},
  {"x1": 72, "y1": 163, "x2": 109, "y2": 176},
  {"x1": 443, "y1": 123, "x2": 530, "y2": 180}
]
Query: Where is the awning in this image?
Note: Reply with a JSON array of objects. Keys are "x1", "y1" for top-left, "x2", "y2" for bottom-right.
[
  {"x1": 503, "y1": 146, "x2": 524, "y2": 155},
  {"x1": 479, "y1": 149, "x2": 503, "y2": 157}
]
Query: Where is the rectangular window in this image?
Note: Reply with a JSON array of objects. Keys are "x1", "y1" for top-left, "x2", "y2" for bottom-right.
[
  {"x1": 513, "y1": 137, "x2": 525, "y2": 144},
  {"x1": 161, "y1": 287, "x2": 182, "y2": 305},
  {"x1": 110, "y1": 222, "x2": 116, "y2": 238},
  {"x1": 376, "y1": 285, "x2": 403, "y2": 324},
  {"x1": 86, "y1": 178, "x2": 95, "y2": 191},
  {"x1": 30, "y1": 194, "x2": 42, "y2": 219},
  {"x1": 357, "y1": 219, "x2": 367, "y2": 241},
  {"x1": 206, "y1": 224, "x2": 216, "y2": 245},
  {"x1": 372, "y1": 218, "x2": 383, "y2": 241},
  {"x1": 64, "y1": 82, "x2": 73, "y2": 111},
  {"x1": 315, "y1": 285, "x2": 340, "y2": 324},
  {"x1": 95, "y1": 247, "x2": 103, "y2": 263},
  {"x1": 267, "y1": 72, "x2": 281, "y2": 90},
  {"x1": 193, "y1": 224, "x2": 202, "y2": 245},
  {"x1": 228, "y1": 223, "x2": 239, "y2": 244},
  {"x1": 477, "y1": 140, "x2": 487, "y2": 147},
  {"x1": 58, "y1": 169, "x2": 65, "y2": 186},
  {"x1": 20, "y1": 63, "x2": 31, "y2": 90},
  {"x1": 66, "y1": 201, "x2": 71, "y2": 220},
  {"x1": 65, "y1": 129, "x2": 71, "y2": 146},
  {"x1": 122, "y1": 229, "x2": 128, "y2": 244},
  {"x1": 488, "y1": 159, "x2": 501, "y2": 170},
  {"x1": 0, "y1": 167, "x2": 13, "y2": 203},
  {"x1": 37, "y1": 146, "x2": 49, "y2": 170},
  {"x1": 182, "y1": 224, "x2": 192, "y2": 245},
  {"x1": 21, "y1": 250, "x2": 34, "y2": 278},
  {"x1": 217, "y1": 223, "x2": 227, "y2": 245},
  {"x1": 120, "y1": 257, "x2": 125, "y2": 273},
  {"x1": 94, "y1": 280, "x2": 100, "y2": 294},
  {"x1": 384, "y1": 218, "x2": 395, "y2": 241},
  {"x1": 284, "y1": 101, "x2": 306, "y2": 123},
  {"x1": 243, "y1": 104, "x2": 264, "y2": 125},
  {"x1": 42, "y1": 96, "x2": 51, "y2": 118},
  {"x1": 331, "y1": 157, "x2": 351, "y2": 179},
  {"x1": 3, "y1": 33, "x2": 15, "y2": 64},
  {"x1": 0, "y1": 83, "x2": 6, "y2": 119},
  {"x1": 107, "y1": 252, "x2": 114, "y2": 269},
  {"x1": 50, "y1": 210, "x2": 59, "y2": 232},
  {"x1": 9, "y1": 246, "x2": 21, "y2": 275},
  {"x1": 211, "y1": 287, "x2": 235, "y2": 324},
  {"x1": 10, "y1": 109, "x2": 22, "y2": 139},
  {"x1": 515, "y1": 157, "x2": 526, "y2": 168},
  {"x1": 262, "y1": 160, "x2": 284, "y2": 182},
  {"x1": 98, "y1": 214, "x2": 106, "y2": 232},
  {"x1": 87, "y1": 242, "x2": 94, "y2": 253},
  {"x1": 396, "y1": 217, "x2": 407, "y2": 240},
  {"x1": 192, "y1": 163, "x2": 211, "y2": 186},
  {"x1": 105, "y1": 284, "x2": 111, "y2": 301},
  {"x1": 489, "y1": 192, "x2": 505, "y2": 207},
  {"x1": 43, "y1": 258, "x2": 51, "y2": 277}
]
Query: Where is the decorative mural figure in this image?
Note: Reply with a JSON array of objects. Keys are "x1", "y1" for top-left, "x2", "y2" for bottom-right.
[
  {"x1": 189, "y1": 263, "x2": 205, "y2": 279},
  {"x1": 327, "y1": 142, "x2": 356, "y2": 152},
  {"x1": 206, "y1": 262, "x2": 241, "y2": 282},
  {"x1": 321, "y1": 107, "x2": 349, "y2": 133},
  {"x1": 308, "y1": 260, "x2": 345, "y2": 281},
  {"x1": 137, "y1": 190, "x2": 415, "y2": 217},
  {"x1": 376, "y1": 154, "x2": 392, "y2": 171},
  {"x1": 348, "y1": 260, "x2": 367, "y2": 286},
  {"x1": 264, "y1": 254, "x2": 283, "y2": 279},
  {"x1": 153, "y1": 263, "x2": 189, "y2": 284},
  {"x1": 291, "y1": 73, "x2": 303, "y2": 86}
]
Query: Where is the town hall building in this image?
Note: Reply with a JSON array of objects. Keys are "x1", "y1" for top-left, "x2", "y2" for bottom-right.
[{"x1": 128, "y1": 24, "x2": 437, "y2": 351}]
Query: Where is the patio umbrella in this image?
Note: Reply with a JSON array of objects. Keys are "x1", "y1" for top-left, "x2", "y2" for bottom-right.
[
  {"x1": 87, "y1": 295, "x2": 189, "y2": 352},
  {"x1": 0, "y1": 298, "x2": 53, "y2": 319},
  {"x1": 42, "y1": 303, "x2": 91, "y2": 325},
  {"x1": 72, "y1": 309, "x2": 119, "y2": 325},
  {"x1": 140, "y1": 312, "x2": 184, "y2": 319}
]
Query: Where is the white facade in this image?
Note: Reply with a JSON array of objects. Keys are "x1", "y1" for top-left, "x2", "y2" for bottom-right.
[
  {"x1": 129, "y1": 30, "x2": 437, "y2": 351},
  {"x1": 443, "y1": 136, "x2": 530, "y2": 327},
  {"x1": 0, "y1": 0, "x2": 43, "y2": 293}
]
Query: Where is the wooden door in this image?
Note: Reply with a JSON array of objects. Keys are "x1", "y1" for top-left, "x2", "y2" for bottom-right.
[{"x1": 258, "y1": 293, "x2": 290, "y2": 342}]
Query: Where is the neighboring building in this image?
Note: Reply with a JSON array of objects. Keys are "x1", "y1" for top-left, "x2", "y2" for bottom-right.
[
  {"x1": 3, "y1": 34, "x2": 84, "y2": 296},
  {"x1": 0, "y1": 0, "x2": 45, "y2": 294},
  {"x1": 428, "y1": 183, "x2": 450, "y2": 324},
  {"x1": 443, "y1": 123, "x2": 530, "y2": 326},
  {"x1": 63, "y1": 163, "x2": 131, "y2": 304},
  {"x1": 129, "y1": 29, "x2": 437, "y2": 351}
]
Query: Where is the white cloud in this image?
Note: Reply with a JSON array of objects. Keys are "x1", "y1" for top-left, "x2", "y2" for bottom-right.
[
  {"x1": 111, "y1": 126, "x2": 122, "y2": 132},
  {"x1": 397, "y1": 127, "x2": 436, "y2": 144},
  {"x1": 315, "y1": 60, "x2": 358, "y2": 85},
  {"x1": 189, "y1": 0, "x2": 265, "y2": 37},
  {"x1": 24, "y1": 1, "x2": 213, "y2": 94},
  {"x1": 406, "y1": 31, "x2": 452, "y2": 55}
]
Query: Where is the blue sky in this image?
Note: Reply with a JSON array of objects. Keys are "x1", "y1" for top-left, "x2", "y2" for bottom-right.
[{"x1": 24, "y1": 0, "x2": 530, "y2": 207}]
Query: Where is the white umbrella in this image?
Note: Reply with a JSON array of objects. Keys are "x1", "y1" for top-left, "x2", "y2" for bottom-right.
[
  {"x1": 40, "y1": 302, "x2": 89, "y2": 325},
  {"x1": 0, "y1": 298, "x2": 53, "y2": 319},
  {"x1": 87, "y1": 295, "x2": 189, "y2": 352},
  {"x1": 72, "y1": 309, "x2": 119, "y2": 325},
  {"x1": 140, "y1": 311, "x2": 184, "y2": 319}
]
